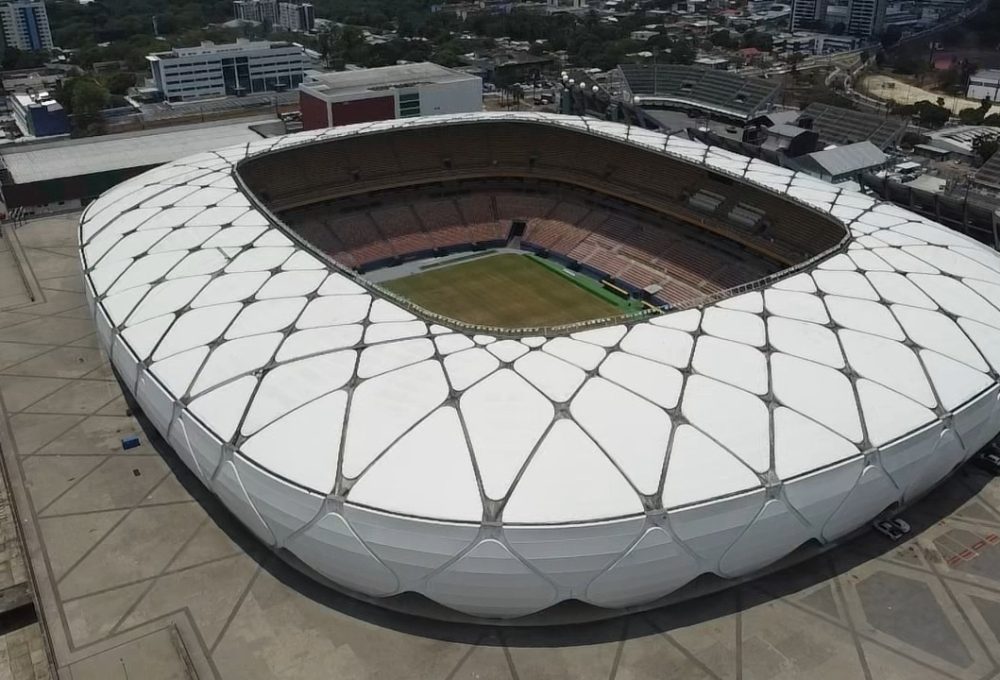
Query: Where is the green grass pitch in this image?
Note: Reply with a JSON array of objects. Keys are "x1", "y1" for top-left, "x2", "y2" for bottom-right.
[{"x1": 382, "y1": 253, "x2": 624, "y2": 328}]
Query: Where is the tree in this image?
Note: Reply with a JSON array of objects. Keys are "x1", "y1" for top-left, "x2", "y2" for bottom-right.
[
  {"x1": 70, "y1": 79, "x2": 110, "y2": 116},
  {"x1": 972, "y1": 133, "x2": 999, "y2": 164},
  {"x1": 103, "y1": 72, "x2": 137, "y2": 96},
  {"x1": 911, "y1": 100, "x2": 951, "y2": 129},
  {"x1": 881, "y1": 25, "x2": 903, "y2": 48},
  {"x1": 710, "y1": 29, "x2": 733, "y2": 49},
  {"x1": 670, "y1": 41, "x2": 695, "y2": 65}
]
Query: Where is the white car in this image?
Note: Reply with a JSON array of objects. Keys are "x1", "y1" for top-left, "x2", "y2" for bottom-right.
[{"x1": 872, "y1": 518, "x2": 911, "y2": 540}]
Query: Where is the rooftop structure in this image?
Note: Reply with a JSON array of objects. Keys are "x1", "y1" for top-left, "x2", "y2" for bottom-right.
[
  {"x1": 798, "y1": 140, "x2": 888, "y2": 182},
  {"x1": 0, "y1": 119, "x2": 264, "y2": 211},
  {"x1": 79, "y1": 111, "x2": 1000, "y2": 620},
  {"x1": 615, "y1": 64, "x2": 781, "y2": 122},
  {"x1": 925, "y1": 125, "x2": 1000, "y2": 160},
  {"x1": 298, "y1": 63, "x2": 482, "y2": 130}
]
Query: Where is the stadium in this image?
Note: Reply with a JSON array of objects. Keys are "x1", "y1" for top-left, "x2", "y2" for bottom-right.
[{"x1": 80, "y1": 111, "x2": 1000, "y2": 620}]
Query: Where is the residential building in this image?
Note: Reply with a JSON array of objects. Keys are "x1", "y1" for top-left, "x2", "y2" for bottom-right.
[
  {"x1": 233, "y1": 0, "x2": 278, "y2": 25},
  {"x1": 277, "y1": 1, "x2": 315, "y2": 32},
  {"x1": 968, "y1": 70, "x2": 1000, "y2": 102},
  {"x1": 298, "y1": 62, "x2": 482, "y2": 130},
  {"x1": 0, "y1": 0, "x2": 53, "y2": 52},
  {"x1": 846, "y1": 0, "x2": 886, "y2": 36},
  {"x1": 790, "y1": 0, "x2": 827, "y2": 31},
  {"x1": 146, "y1": 39, "x2": 307, "y2": 102}
]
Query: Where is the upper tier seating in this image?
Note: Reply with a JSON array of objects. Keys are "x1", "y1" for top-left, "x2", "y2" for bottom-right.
[{"x1": 240, "y1": 121, "x2": 844, "y2": 268}]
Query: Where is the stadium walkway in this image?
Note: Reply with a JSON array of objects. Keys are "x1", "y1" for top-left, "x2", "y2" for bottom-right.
[{"x1": 1, "y1": 213, "x2": 1000, "y2": 679}]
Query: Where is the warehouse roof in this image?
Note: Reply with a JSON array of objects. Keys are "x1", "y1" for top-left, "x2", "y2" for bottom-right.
[
  {"x1": 802, "y1": 141, "x2": 887, "y2": 178},
  {"x1": 0, "y1": 119, "x2": 266, "y2": 184},
  {"x1": 300, "y1": 62, "x2": 478, "y2": 100}
]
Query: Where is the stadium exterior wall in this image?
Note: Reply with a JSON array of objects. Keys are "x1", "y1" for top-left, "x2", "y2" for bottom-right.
[{"x1": 79, "y1": 112, "x2": 1000, "y2": 620}]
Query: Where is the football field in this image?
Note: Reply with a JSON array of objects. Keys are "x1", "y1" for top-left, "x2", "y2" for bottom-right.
[{"x1": 382, "y1": 253, "x2": 627, "y2": 328}]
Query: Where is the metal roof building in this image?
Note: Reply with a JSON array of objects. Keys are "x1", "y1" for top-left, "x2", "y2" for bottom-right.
[
  {"x1": 0, "y1": 119, "x2": 266, "y2": 213},
  {"x1": 797, "y1": 141, "x2": 888, "y2": 183}
]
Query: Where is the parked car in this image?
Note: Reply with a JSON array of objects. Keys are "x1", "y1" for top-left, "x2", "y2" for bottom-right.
[
  {"x1": 872, "y1": 518, "x2": 911, "y2": 540},
  {"x1": 973, "y1": 450, "x2": 1000, "y2": 475}
]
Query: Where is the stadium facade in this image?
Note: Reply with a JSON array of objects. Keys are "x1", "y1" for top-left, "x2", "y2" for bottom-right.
[{"x1": 80, "y1": 112, "x2": 1000, "y2": 619}]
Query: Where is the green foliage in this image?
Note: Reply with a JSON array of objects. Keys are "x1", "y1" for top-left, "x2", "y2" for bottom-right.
[
  {"x1": 103, "y1": 71, "x2": 137, "y2": 96},
  {"x1": 710, "y1": 30, "x2": 733, "y2": 49},
  {"x1": 670, "y1": 41, "x2": 695, "y2": 65},
  {"x1": 58, "y1": 77, "x2": 110, "y2": 115},
  {"x1": 972, "y1": 134, "x2": 999, "y2": 164},
  {"x1": 957, "y1": 97, "x2": 994, "y2": 125},
  {"x1": 1, "y1": 47, "x2": 49, "y2": 69},
  {"x1": 740, "y1": 30, "x2": 772, "y2": 52},
  {"x1": 891, "y1": 99, "x2": 951, "y2": 129}
]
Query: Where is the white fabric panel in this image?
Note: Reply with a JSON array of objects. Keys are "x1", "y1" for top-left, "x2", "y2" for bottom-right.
[
  {"x1": 584, "y1": 526, "x2": 700, "y2": 608},
  {"x1": 424, "y1": 539, "x2": 558, "y2": 618},
  {"x1": 506, "y1": 518, "x2": 644, "y2": 592}
]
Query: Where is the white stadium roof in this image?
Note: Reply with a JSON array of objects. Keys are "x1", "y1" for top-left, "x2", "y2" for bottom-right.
[{"x1": 80, "y1": 112, "x2": 1000, "y2": 619}]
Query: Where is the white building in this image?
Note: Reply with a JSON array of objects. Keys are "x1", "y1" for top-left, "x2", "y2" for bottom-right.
[
  {"x1": 968, "y1": 70, "x2": 1000, "y2": 102},
  {"x1": 846, "y1": 0, "x2": 886, "y2": 36},
  {"x1": 233, "y1": 0, "x2": 277, "y2": 25},
  {"x1": 298, "y1": 62, "x2": 482, "y2": 130},
  {"x1": 0, "y1": 0, "x2": 53, "y2": 52},
  {"x1": 277, "y1": 1, "x2": 315, "y2": 32},
  {"x1": 146, "y1": 39, "x2": 307, "y2": 102},
  {"x1": 790, "y1": 0, "x2": 827, "y2": 31}
]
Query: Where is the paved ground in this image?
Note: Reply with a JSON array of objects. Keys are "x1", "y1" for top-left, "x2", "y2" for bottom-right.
[
  {"x1": 5, "y1": 212, "x2": 1000, "y2": 679},
  {"x1": 860, "y1": 73, "x2": 1000, "y2": 116}
]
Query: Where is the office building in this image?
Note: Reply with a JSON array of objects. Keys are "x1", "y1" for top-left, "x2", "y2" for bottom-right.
[
  {"x1": 846, "y1": 0, "x2": 886, "y2": 36},
  {"x1": 146, "y1": 39, "x2": 307, "y2": 102},
  {"x1": 298, "y1": 62, "x2": 482, "y2": 130},
  {"x1": 968, "y1": 70, "x2": 1000, "y2": 102},
  {"x1": 233, "y1": 0, "x2": 278, "y2": 25},
  {"x1": 0, "y1": 0, "x2": 53, "y2": 52},
  {"x1": 277, "y1": 1, "x2": 315, "y2": 32},
  {"x1": 9, "y1": 91, "x2": 69, "y2": 137},
  {"x1": 789, "y1": 0, "x2": 828, "y2": 31}
]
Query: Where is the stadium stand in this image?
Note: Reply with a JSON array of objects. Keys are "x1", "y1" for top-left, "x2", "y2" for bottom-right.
[
  {"x1": 615, "y1": 64, "x2": 781, "y2": 121},
  {"x1": 974, "y1": 150, "x2": 1000, "y2": 192},
  {"x1": 242, "y1": 119, "x2": 845, "y2": 303},
  {"x1": 800, "y1": 103, "x2": 907, "y2": 151}
]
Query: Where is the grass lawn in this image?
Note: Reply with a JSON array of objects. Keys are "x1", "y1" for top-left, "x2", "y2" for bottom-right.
[{"x1": 382, "y1": 253, "x2": 622, "y2": 328}]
